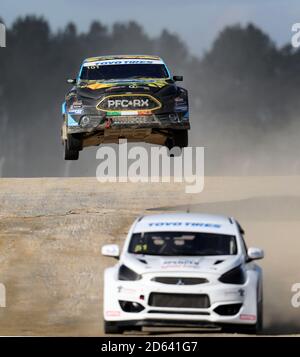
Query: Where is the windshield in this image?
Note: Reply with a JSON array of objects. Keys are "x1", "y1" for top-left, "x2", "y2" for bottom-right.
[
  {"x1": 80, "y1": 64, "x2": 169, "y2": 81},
  {"x1": 128, "y1": 231, "x2": 237, "y2": 256}
]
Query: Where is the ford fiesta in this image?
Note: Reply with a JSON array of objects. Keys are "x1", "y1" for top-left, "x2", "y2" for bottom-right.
[
  {"x1": 102, "y1": 213, "x2": 264, "y2": 334},
  {"x1": 61, "y1": 55, "x2": 190, "y2": 160}
]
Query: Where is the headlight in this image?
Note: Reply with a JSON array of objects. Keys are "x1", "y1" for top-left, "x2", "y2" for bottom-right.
[
  {"x1": 219, "y1": 265, "x2": 246, "y2": 285},
  {"x1": 118, "y1": 265, "x2": 142, "y2": 281},
  {"x1": 174, "y1": 97, "x2": 185, "y2": 103}
]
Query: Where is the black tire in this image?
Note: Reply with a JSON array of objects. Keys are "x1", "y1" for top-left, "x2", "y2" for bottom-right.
[
  {"x1": 165, "y1": 137, "x2": 175, "y2": 151},
  {"x1": 222, "y1": 324, "x2": 256, "y2": 335},
  {"x1": 67, "y1": 134, "x2": 83, "y2": 151},
  {"x1": 173, "y1": 129, "x2": 188, "y2": 148},
  {"x1": 64, "y1": 140, "x2": 79, "y2": 160},
  {"x1": 256, "y1": 299, "x2": 263, "y2": 333},
  {"x1": 165, "y1": 129, "x2": 188, "y2": 151},
  {"x1": 104, "y1": 321, "x2": 125, "y2": 334}
]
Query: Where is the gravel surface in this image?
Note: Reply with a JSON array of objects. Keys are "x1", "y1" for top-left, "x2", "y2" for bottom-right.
[{"x1": 0, "y1": 177, "x2": 299, "y2": 336}]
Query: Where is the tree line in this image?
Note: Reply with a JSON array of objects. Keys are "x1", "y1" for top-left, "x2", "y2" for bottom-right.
[{"x1": 0, "y1": 16, "x2": 299, "y2": 176}]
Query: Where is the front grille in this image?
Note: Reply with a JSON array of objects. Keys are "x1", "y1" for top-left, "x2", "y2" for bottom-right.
[
  {"x1": 97, "y1": 94, "x2": 161, "y2": 111},
  {"x1": 152, "y1": 277, "x2": 208, "y2": 285},
  {"x1": 148, "y1": 293, "x2": 210, "y2": 309},
  {"x1": 148, "y1": 310, "x2": 210, "y2": 315}
]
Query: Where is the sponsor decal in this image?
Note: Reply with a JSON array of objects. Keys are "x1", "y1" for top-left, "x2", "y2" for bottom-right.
[
  {"x1": 98, "y1": 94, "x2": 161, "y2": 112},
  {"x1": 240, "y1": 314, "x2": 256, "y2": 321},
  {"x1": 84, "y1": 83, "x2": 114, "y2": 90},
  {"x1": 148, "y1": 222, "x2": 221, "y2": 228},
  {"x1": 106, "y1": 110, "x2": 152, "y2": 117},
  {"x1": 72, "y1": 101, "x2": 83, "y2": 108},
  {"x1": 105, "y1": 84, "x2": 150, "y2": 91},
  {"x1": 84, "y1": 59, "x2": 163, "y2": 67},
  {"x1": 69, "y1": 109, "x2": 83, "y2": 114},
  {"x1": 224, "y1": 288, "x2": 245, "y2": 297},
  {"x1": 106, "y1": 310, "x2": 121, "y2": 317},
  {"x1": 175, "y1": 105, "x2": 188, "y2": 112},
  {"x1": 107, "y1": 98, "x2": 150, "y2": 109},
  {"x1": 83, "y1": 79, "x2": 168, "y2": 91},
  {"x1": 117, "y1": 286, "x2": 136, "y2": 294},
  {"x1": 161, "y1": 259, "x2": 201, "y2": 269},
  {"x1": 105, "y1": 85, "x2": 127, "y2": 91},
  {"x1": 137, "y1": 110, "x2": 152, "y2": 116},
  {"x1": 107, "y1": 111, "x2": 128, "y2": 117},
  {"x1": 238, "y1": 288, "x2": 245, "y2": 297}
]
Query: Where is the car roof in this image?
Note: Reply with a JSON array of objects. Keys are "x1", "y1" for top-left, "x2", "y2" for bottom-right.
[
  {"x1": 133, "y1": 213, "x2": 237, "y2": 235},
  {"x1": 83, "y1": 54, "x2": 163, "y2": 63}
]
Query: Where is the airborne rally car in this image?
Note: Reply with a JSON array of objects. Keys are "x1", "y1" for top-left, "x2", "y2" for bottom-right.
[
  {"x1": 62, "y1": 55, "x2": 190, "y2": 160},
  {"x1": 102, "y1": 213, "x2": 264, "y2": 334}
]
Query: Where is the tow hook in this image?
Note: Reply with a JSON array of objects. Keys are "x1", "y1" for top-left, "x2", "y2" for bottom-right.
[{"x1": 105, "y1": 118, "x2": 112, "y2": 129}]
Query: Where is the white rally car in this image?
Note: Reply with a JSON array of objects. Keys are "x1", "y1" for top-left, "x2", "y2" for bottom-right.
[{"x1": 102, "y1": 213, "x2": 264, "y2": 334}]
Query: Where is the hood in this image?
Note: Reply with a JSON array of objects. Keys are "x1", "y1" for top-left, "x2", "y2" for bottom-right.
[
  {"x1": 122, "y1": 254, "x2": 243, "y2": 276},
  {"x1": 76, "y1": 78, "x2": 177, "y2": 100}
]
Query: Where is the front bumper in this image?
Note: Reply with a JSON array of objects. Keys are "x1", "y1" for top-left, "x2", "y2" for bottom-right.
[
  {"x1": 103, "y1": 273, "x2": 258, "y2": 326},
  {"x1": 65, "y1": 110, "x2": 190, "y2": 134}
]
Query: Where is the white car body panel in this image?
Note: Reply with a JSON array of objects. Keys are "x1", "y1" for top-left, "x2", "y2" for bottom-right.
[{"x1": 103, "y1": 213, "x2": 263, "y2": 328}]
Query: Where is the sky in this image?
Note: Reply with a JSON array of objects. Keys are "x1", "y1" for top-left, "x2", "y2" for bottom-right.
[{"x1": 0, "y1": 0, "x2": 299, "y2": 56}]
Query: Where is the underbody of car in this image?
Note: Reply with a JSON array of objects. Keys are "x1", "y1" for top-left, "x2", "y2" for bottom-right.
[{"x1": 61, "y1": 55, "x2": 190, "y2": 160}]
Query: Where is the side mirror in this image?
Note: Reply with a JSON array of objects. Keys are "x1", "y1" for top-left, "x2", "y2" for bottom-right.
[
  {"x1": 173, "y1": 75, "x2": 183, "y2": 82},
  {"x1": 247, "y1": 247, "x2": 264, "y2": 261},
  {"x1": 67, "y1": 78, "x2": 76, "y2": 84},
  {"x1": 101, "y1": 244, "x2": 120, "y2": 259}
]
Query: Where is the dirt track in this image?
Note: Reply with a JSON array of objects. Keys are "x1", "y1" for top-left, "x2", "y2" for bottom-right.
[{"x1": 0, "y1": 177, "x2": 300, "y2": 336}]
